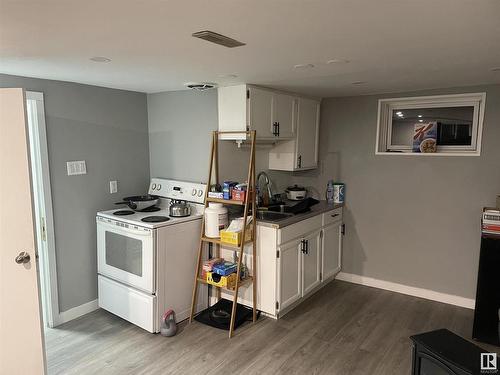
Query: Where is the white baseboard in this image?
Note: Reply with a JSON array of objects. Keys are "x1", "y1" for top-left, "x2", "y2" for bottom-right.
[
  {"x1": 336, "y1": 272, "x2": 475, "y2": 310},
  {"x1": 57, "y1": 299, "x2": 99, "y2": 325}
]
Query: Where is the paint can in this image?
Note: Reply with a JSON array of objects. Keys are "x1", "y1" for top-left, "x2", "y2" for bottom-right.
[{"x1": 333, "y1": 183, "x2": 345, "y2": 204}]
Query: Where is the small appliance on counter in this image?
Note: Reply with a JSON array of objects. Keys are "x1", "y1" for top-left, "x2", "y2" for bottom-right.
[{"x1": 285, "y1": 185, "x2": 307, "y2": 200}]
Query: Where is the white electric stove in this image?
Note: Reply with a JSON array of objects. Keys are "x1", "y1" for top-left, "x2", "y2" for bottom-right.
[{"x1": 96, "y1": 178, "x2": 208, "y2": 333}]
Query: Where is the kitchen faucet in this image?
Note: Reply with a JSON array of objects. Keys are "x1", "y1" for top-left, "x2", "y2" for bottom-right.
[{"x1": 257, "y1": 171, "x2": 274, "y2": 206}]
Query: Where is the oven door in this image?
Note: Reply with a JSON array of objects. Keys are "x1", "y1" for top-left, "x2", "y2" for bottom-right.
[{"x1": 97, "y1": 217, "x2": 155, "y2": 294}]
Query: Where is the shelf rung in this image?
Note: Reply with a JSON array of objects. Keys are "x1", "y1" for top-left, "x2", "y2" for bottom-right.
[
  {"x1": 201, "y1": 236, "x2": 253, "y2": 248},
  {"x1": 197, "y1": 276, "x2": 253, "y2": 291},
  {"x1": 206, "y1": 197, "x2": 246, "y2": 206}
]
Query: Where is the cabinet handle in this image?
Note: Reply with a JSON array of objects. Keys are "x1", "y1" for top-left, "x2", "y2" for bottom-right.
[
  {"x1": 331, "y1": 214, "x2": 339, "y2": 218},
  {"x1": 277, "y1": 122, "x2": 280, "y2": 137},
  {"x1": 305, "y1": 240, "x2": 309, "y2": 254},
  {"x1": 297, "y1": 155, "x2": 302, "y2": 168},
  {"x1": 273, "y1": 122, "x2": 278, "y2": 136},
  {"x1": 300, "y1": 240, "x2": 305, "y2": 254}
]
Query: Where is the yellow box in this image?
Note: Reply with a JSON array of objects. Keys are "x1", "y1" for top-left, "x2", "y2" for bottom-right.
[
  {"x1": 220, "y1": 227, "x2": 252, "y2": 246},
  {"x1": 206, "y1": 272, "x2": 237, "y2": 289}
]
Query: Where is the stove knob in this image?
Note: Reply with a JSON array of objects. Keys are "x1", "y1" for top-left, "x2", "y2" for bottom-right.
[
  {"x1": 197, "y1": 189, "x2": 203, "y2": 197},
  {"x1": 152, "y1": 183, "x2": 157, "y2": 190},
  {"x1": 192, "y1": 188, "x2": 197, "y2": 196},
  {"x1": 157, "y1": 184, "x2": 161, "y2": 190}
]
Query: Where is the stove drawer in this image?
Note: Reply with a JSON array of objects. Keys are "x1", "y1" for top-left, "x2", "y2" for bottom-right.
[{"x1": 98, "y1": 275, "x2": 157, "y2": 333}]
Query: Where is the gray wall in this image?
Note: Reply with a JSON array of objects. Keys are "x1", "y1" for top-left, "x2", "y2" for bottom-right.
[
  {"x1": 0, "y1": 74, "x2": 150, "y2": 312},
  {"x1": 320, "y1": 84, "x2": 500, "y2": 299},
  {"x1": 147, "y1": 89, "x2": 293, "y2": 191}
]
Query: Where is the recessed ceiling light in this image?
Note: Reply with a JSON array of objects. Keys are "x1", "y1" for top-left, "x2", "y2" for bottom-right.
[
  {"x1": 419, "y1": 119, "x2": 424, "y2": 122},
  {"x1": 491, "y1": 67, "x2": 500, "y2": 72},
  {"x1": 418, "y1": 115, "x2": 423, "y2": 118},
  {"x1": 351, "y1": 81, "x2": 366, "y2": 85},
  {"x1": 327, "y1": 58, "x2": 350, "y2": 64},
  {"x1": 90, "y1": 56, "x2": 111, "y2": 63},
  {"x1": 294, "y1": 63, "x2": 315, "y2": 69}
]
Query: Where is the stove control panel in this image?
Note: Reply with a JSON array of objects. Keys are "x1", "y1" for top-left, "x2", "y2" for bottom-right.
[{"x1": 148, "y1": 178, "x2": 206, "y2": 204}]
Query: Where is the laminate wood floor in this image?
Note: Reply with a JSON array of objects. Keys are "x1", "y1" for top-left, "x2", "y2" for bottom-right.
[{"x1": 45, "y1": 281, "x2": 500, "y2": 375}]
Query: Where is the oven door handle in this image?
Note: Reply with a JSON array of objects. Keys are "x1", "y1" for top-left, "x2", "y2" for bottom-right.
[{"x1": 97, "y1": 218, "x2": 152, "y2": 236}]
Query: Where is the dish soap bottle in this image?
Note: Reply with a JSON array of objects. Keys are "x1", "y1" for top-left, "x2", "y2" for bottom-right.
[{"x1": 326, "y1": 180, "x2": 335, "y2": 203}]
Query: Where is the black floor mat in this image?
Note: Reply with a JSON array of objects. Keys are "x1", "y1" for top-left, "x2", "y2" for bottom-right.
[{"x1": 194, "y1": 299, "x2": 256, "y2": 331}]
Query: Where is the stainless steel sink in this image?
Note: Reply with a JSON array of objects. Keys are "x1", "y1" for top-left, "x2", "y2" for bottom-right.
[{"x1": 255, "y1": 210, "x2": 293, "y2": 222}]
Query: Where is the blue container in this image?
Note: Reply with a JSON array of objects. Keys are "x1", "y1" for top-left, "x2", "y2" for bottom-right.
[
  {"x1": 212, "y1": 261, "x2": 237, "y2": 276},
  {"x1": 333, "y1": 183, "x2": 345, "y2": 204}
]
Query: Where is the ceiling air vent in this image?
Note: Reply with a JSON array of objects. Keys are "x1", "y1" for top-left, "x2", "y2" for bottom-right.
[
  {"x1": 185, "y1": 82, "x2": 217, "y2": 91},
  {"x1": 192, "y1": 30, "x2": 246, "y2": 48}
]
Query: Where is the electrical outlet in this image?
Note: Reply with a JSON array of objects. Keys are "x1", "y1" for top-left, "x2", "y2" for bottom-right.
[
  {"x1": 109, "y1": 181, "x2": 118, "y2": 194},
  {"x1": 66, "y1": 161, "x2": 86, "y2": 176}
]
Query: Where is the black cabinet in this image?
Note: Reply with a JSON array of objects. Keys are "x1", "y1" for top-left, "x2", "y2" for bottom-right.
[{"x1": 472, "y1": 234, "x2": 500, "y2": 346}]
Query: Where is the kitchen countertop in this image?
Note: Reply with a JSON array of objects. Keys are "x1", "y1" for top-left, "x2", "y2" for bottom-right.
[{"x1": 257, "y1": 200, "x2": 343, "y2": 229}]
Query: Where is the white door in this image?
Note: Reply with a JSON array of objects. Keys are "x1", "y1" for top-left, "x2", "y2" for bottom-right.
[
  {"x1": 295, "y1": 98, "x2": 320, "y2": 169},
  {"x1": 272, "y1": 93, "x2": 295, "y2": 138},
  {"x1": 278, "y1": 239, "x2": 302, "y2": 311},
  {"x1": 322, "y1": 223, "x2": 342, "y2": 280},
  {"x1": 248, "y1": 87, "x2": 274, "y2": 138},
  {"x1": 0, "y1": 88, "x2": 46, "y2": 375},
  {"x1": 301, "y1": 231, "x2": 322, "y2": 296}
]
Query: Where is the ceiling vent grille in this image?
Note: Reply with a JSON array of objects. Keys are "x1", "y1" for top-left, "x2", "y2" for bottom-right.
[
  {"x1": 192, "y1": 30, "x2": 245, "y2": 48},
  {"x1": 185, "y1": 82, "x2": 217, "y2": 91}
]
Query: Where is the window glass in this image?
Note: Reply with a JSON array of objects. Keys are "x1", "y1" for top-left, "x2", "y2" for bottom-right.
[
  {"x1": 391, "y1": 106, "x2": 474, "y2": 147},
  {"x1": 105, "y1": 231, "x2": 143, "y2": 276}
]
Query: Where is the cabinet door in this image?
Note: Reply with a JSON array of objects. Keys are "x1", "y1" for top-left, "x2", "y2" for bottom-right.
[
  {"x1": 248, "y1": 87, "x2": 274, "y2": 138},
  {"x1": 278, "y1": 240, "x2": 302, "y2": 311},
  {"x1": 302, "y1": 231, "x2": 322, "y2": 296},
  {"x1": 295, "y1": 98, "x2": 320, "y2": 169},
  {"x1": 272, "y1": 93, "x2": 295, "y2": 138},
  {"x1": 322, "y1": 223, "x2": 342, "y2": 280}
]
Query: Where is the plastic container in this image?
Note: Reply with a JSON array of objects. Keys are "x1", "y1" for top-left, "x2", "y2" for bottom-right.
[
  {"x1": 204, "y1": 203, "x2": 228, "y2": 238},
  {"x1": 326, "y1": 180, "x2": 335, "y2": 203}
]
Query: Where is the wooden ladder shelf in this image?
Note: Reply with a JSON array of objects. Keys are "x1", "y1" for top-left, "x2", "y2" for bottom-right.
[{"x1": 189, "y1": 130, "x2": 257, "y2": 338}]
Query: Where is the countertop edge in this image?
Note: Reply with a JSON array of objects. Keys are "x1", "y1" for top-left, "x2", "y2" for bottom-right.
[{"x1": 256, "y1": 201, "x2": 344, "y2": 229}]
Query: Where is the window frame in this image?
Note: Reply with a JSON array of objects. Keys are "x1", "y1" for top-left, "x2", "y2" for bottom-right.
[{"x1": 375, "y1": 93, "x2": 486, "y2": 156}]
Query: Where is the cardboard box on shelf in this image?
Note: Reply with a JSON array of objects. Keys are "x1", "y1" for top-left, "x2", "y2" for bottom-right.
[
  {"x1": 220, "y1": 227, "x2": 252, "y2": 246},
  {"x1": 206, "y1": 271, "x2": 237, "y2": 289}
]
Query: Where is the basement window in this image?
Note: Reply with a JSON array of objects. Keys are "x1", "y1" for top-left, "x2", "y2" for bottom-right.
[{"x1": 375, "y1": 93, "x2": 486, "y2": 156}]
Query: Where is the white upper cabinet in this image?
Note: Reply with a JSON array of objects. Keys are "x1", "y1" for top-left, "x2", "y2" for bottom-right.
[
  {"x1": 268, "y1": 96, "x2": 320, "y2": 171},
  {"x1": 248, "y1": 86, "x2": 274, "y2": 138},
  {"x1": 218, "y1": 84, "x2": 296, "y2": 141},
  {"x1": 272, "y1": 93, "x2": 296, "y2": 138}
]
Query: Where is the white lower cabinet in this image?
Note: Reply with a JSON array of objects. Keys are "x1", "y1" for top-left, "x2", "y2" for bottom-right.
[
  {"x1": 322, "y1": 222, "x2": 342, "y2": 281},
  {"x1": 278, "y1": 239, "x2": 302, "y2": 311},
  {"x1": 220, "y1": 207, "x2": 343, "y2": 318},
  {"x1": 301, "y1": 230, "x2": 322, "y2": 296}
]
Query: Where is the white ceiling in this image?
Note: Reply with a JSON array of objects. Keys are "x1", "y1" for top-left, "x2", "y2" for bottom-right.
[{"x1": 1, "y1": 0, "x2": 499, "y2": 97}]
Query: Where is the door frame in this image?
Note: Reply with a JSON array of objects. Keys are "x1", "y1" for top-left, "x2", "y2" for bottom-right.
[{"x1": 26, "y1": 91, "x2": 60, "y2": 327}]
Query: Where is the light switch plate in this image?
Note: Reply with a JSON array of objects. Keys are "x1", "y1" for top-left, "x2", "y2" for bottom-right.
[
  {"x1": 110, "y1": 181, "x2": 118, "y2": 194},
  {"x1": 66, "y1": 161, "x2": 86, "y2": 176}
]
